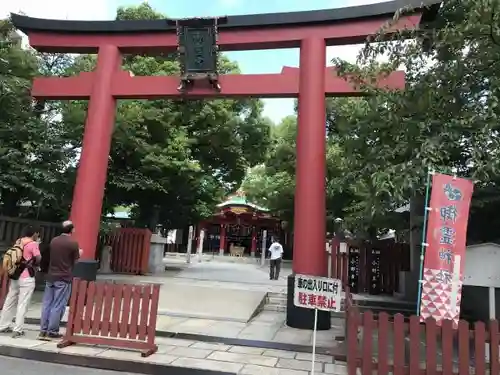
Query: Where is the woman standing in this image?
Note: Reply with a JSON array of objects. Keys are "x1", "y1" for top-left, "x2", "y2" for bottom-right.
[{"x1": 0, "y1": 225, "x2": 41, "y2": 338}]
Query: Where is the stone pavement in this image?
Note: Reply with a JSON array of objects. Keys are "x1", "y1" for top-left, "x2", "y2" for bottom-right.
[
  {"x1": 14, "y1": 259, "x2": 347, "y2": 374},
  {"x1": 24, "y1": 307, "x2": 343, "y2": 349},
  {"x1": 0, "y1": 324, "x2": 348, "y2": 375}
]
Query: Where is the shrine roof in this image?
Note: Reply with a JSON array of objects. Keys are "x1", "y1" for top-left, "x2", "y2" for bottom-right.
[
  {"x1": 10, "y1": 0, "x2": 441, "y2": 34},
  {"x1": 217, "y1": 191, "x2": 269, "y2": 212}
]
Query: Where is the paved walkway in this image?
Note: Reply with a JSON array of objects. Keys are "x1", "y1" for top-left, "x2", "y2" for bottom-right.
[
  {"x1": 4, "y1": 260, "x2": 348, "y2": 374},
  {"x1": 0, "y1": 325, "x2": 347, "y2": 374},
  {"x1": 24, "y1": 307, "x2": 343, "y2": 349},
  {"x1": 25, "y1": 261, "x2": 344, "y2": 348}
]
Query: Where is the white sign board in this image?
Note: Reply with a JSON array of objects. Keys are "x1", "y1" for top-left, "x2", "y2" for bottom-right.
[
  {"x1": 294, "y1": 274, "x2": 342, "y2": 312},
  {"x1": 463, "y1": 243, "x2": 500, "y2": 288}
]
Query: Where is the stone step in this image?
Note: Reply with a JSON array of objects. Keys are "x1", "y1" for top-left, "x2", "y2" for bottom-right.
[
  {"x1": 263, "y1": 304, "x2": 287, "y2": 312},
  {"x1": 268, "y1": 292, "x2": 415, "y2": 310},
  {"x1": 267, "y1": 292, "x2": 286, "y2": 298},
  {"x1": 267, "y1": 296, "x2": 286, "y2": 304},
  {"x1": 264, "y1": 301, "x2": 414, "y2": 316}
]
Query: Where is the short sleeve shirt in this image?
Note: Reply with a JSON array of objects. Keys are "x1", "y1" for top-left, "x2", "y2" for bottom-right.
[
  {"x1": 47, "y1": 234, "x2": 80, "y2": 282},
  {"x1": 268, "y1": 242, "x2": 283, "y2": 260},
  {"x1": 20, "y1": 241, "x2": 40, "y2": 279}
]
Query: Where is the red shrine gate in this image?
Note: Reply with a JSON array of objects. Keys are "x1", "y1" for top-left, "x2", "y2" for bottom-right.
[{"x1": 11, "y1": 0, "x2": 439, "y2": 330}]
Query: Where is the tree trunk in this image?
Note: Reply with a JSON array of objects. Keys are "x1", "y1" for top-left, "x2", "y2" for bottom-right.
[
  {"x1": 0, "y1": 189, "x2": 22, "y2": 217},
  {"x1": 137, "y1": 204, "x2": 160, "y2": 232}
]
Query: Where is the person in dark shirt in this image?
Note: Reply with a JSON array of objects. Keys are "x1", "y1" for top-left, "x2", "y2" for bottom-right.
[{"x1": 38, "y1": 220, "x2": 81, "y2": 340}]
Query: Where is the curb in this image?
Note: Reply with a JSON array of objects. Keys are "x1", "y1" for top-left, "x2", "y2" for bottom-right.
[{"x1": 0, "y1": 345, "x2": 233, "y2": 375}]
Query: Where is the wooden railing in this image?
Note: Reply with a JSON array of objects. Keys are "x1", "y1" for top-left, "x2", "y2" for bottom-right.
[
  {"x1": 347, "y1": 307, "x2": 500, "y2": 374},
  {"x1": 59, "y1": 278, "x2": 160, "y2": 357},
  {"x1": 107, "y1": 228, "x2": 152, "y2": 275},
  {"x1": 331, "y1": 239, "x2": 411, "y2": 295}
]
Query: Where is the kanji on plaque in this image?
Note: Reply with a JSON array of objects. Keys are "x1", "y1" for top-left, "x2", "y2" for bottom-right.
[
  {"x1": 419, "y1": 173, "x2": 474, "y2": 325},
  {"x1": 294, "y1": 274, "x2": 342, "y2": 312}
]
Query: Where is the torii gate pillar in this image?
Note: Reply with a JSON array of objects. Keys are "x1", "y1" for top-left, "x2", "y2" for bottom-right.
[
  {"x1": 70, "y1": 45, "x2": 120, "y2": 280},
  {"x1": 286, "y1": 37, "x2": 330, "y2": 330}
]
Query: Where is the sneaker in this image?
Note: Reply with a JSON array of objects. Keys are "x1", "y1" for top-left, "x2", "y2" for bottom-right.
[
  {"x1": 0, "y1": 328, "x2": 12, "y2": 334},
  {"x1": 11, "y1": 331, "x2": 25, "y2": 338},
  {"x1": 37, "y1": 332, "x2": 49, "y2": 341}
]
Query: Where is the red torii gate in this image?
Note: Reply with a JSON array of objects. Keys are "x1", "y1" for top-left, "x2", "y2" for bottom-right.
[{"x1": 11, "y1": 0, "x2": 439, "y2": 330}]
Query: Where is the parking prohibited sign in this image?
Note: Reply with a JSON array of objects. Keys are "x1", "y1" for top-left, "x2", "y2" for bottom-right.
[{"x1": 293, "y1": 274, "x2": 342, "y2": 312}]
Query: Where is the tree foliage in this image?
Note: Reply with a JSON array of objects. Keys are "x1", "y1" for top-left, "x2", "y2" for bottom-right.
[
  {"x1": 0, "y1": 20, "x2": 76, "y2": 219},
  {"x1": 244, "y1": 0, "x2": 500, "y2": 241}
]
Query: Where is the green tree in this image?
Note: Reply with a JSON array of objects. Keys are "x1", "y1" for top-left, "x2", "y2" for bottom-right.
[
  {"x1": 0, "y1": 19, "x2": 75, "y2": 219},
  {"x1": 322, "y1": 0, "x2": 500, "y2": 239}
]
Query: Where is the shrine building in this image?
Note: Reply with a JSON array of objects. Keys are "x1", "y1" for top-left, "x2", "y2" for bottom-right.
[{"x1": 196, "y1": 190, "x2": 288, "y2": 258}]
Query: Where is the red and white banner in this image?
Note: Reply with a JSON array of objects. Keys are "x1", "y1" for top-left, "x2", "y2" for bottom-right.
[{"x1": 419, "y1": 173, "x2": 474, "y2": 325}]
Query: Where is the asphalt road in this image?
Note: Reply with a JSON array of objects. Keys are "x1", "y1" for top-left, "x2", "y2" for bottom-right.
[{"x1": 0, "y1": 356, "x2": 138, "y2": 375}]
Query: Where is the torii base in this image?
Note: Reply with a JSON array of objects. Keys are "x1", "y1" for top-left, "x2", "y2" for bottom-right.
[
  {"x1": 72, "y1": 260, "x2": 98, "y2": 282},
  {"x1": 286, "y1": 274, "x2": 331, "y2": 330}
]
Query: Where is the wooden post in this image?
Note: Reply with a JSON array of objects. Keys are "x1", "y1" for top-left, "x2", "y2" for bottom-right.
[
  {"x1": 219, "y1": 224, "x2": 226, "y2": 256},
  {"x1": 251, "y1": 226, "x2": 257, "y2": 257}
]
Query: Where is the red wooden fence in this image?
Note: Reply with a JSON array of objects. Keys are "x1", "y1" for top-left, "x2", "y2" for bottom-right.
[
  {"x1": 0, "y1": 273, "x2": 8, "y2": 310},
  {"x1": 58, "y1": 278, "x2": 160, "y2": 357},
  {"x1": 346, "y1": 291, "x2": 500, "y2": 374},
  {"x1": 331, "y1": 239, "x2": 410, "y2": 295},
  {"x1": 106, "y1": 228, "x2": 152, "y2": 275}
]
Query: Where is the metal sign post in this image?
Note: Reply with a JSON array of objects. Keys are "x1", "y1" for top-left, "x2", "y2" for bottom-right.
[
  {"x1": 449, "y1": 255, "x2": 461, "y2": 315},
  {"x1": 293, "y1": 274, "x2": 342, "y2": 375},
  {"x1": 311, "y1": 308, "x2": 318, "y2": 374}
]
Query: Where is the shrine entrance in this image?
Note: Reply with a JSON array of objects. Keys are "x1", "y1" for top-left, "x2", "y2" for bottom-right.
[
  {"x1": 11, "y1": 1, "x2": 436, "y2": 330},
  {"x1": 198, "y1": 189, "x2": 284, "y2": 258}
]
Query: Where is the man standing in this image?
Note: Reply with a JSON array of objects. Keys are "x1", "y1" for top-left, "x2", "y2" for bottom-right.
[
  {"x1": 268, "y1": 238, "x2": 283, "y2": 280},
  {"x1": 38, "y1": 220, "x2": 81, "y2": 340},
  {"x1": 0, "y1": 225, "x2": 41, "y2": 338}
]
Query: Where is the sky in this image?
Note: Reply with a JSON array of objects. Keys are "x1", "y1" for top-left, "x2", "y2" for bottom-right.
[{"x1": 1, "y1": 0, "x2": 390, "y2": 124}]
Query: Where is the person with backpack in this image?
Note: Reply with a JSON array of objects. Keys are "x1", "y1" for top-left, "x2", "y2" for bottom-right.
[{"x1": 0, "y1": 225, "x2": 41, "y2": 338}]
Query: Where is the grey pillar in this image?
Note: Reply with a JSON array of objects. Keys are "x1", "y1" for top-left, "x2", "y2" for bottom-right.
[{"x1": 149, "y1": 233, "x2": 167, "y2": 274}]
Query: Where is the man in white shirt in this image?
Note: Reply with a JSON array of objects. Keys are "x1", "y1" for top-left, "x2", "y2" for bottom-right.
[{"x1": 267, "y1": 238, "x2": 283, "y2": 280}]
